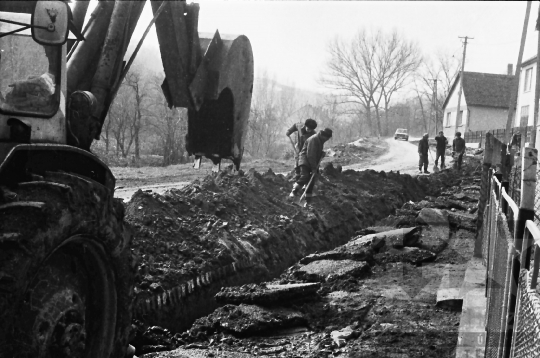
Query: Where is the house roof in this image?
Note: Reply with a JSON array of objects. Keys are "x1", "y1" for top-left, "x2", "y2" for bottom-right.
[
  {"x1": 521, "y1": 55, "x2": 537, "y2": 68},
  {"x1": 442, "y1": 71, "x2": 514, "y2": 110}
]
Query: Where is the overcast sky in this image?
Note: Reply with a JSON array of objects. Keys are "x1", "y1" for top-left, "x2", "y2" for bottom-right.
[{"x1": 88, "y1": 1, "x2": 540, "y2": 93}]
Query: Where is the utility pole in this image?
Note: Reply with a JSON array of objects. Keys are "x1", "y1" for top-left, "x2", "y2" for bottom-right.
[
  {"x1": 433, "y1": 79, "x2": 438, "y2": 134},
  {"x1": 505, "y1": 1, "x2": 531, "y2": 145},
  {"x1": 531, "y1": 2, "x2": 540, "y2": 148},
  {"x1": 455, "y1": 36, "x2": 473, "y2": 136}
]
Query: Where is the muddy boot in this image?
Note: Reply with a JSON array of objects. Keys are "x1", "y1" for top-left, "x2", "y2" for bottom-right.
[{"x1": 289, "y1": 183, "x2": 301, "y2": 198}]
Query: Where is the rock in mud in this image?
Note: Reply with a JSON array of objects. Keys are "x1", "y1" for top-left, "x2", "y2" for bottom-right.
[
  {"x1": 215, "y1": 282, "x2": 321, "y2": 305},
  {"x1": 349, "y1": 227, "x2": 419, "y2": 249},
  {"x1": 447, "y1": 211, "x2": 476, "y2": 232},
  {"x1": 299, "y1": 245, "x2": 374, "y2": 265},
  {"x1": 374, "y1": 247, "x2": 436, "y2": 265},
  {"x1": 416, "y1": 208, "x2": 450, "y2": 253},
  {"x1": 330, "y1": 326, "x2": 360, "y2": 347},
  {"x1": 190, "y1": 304, "x2": 307, "y2": 337},
  {"x1": 293, "y1": 259, "x2": 370, "y2": 282}
]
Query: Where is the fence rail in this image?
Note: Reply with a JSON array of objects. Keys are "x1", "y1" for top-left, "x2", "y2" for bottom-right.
[
  {"x1": 464, "y1": 126, "x2": 533, "y2": 146},
  {"x1": 481, "y1": 132, "x2": 539, "y2": 358}
]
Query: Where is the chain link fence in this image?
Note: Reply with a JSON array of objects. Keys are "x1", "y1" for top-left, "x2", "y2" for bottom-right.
[{"x1": 511, "y1": 269, "x2": 540, "y2": 358}]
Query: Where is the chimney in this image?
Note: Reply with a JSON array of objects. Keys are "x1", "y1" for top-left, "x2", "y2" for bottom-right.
[{"x1": 507, "y1": 63, "x2": 514, "y2": 76}]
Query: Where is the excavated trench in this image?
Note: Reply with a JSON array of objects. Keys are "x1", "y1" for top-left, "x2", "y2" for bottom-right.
[{"x1": 125, "y1": 164, "x2": 429, "y2": 333}]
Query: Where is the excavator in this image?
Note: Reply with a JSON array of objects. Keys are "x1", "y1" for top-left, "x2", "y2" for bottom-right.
[{"x1": 0, "y1": 1, "x2": 253, "y2": 357}]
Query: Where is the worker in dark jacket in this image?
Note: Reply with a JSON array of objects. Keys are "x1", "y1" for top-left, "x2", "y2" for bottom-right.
[
  {"x1": 418, "y1": 133, "x2": 430, "y2": 174},
  {"x1": 286, "y1": 118, "x2": 317, "y2": 180},
  {"x1": 434, "y1": 131, "x2": 448, "y2": 169},
  {"x1": 453, "y1": 131, "x2": 466, "y2": 170},
  {"x1": 289, "y1": 128, "x2": 333, "y2": 200}
]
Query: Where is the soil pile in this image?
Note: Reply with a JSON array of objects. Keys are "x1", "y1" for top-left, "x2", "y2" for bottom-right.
[
  {"x1": 324, "y1": 138, "x2": 387, "y2": 166},
  {"x1": 137, "y1": 155, "x2": 482, "y2": 357},
  {"x1": 125, "y1": 162, "x2": 426, "y2": 330}
]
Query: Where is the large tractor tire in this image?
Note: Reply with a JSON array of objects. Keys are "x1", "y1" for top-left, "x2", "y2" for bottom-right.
[{"x1": 0, "y1": 171, "x2": 133, "y2": 358}]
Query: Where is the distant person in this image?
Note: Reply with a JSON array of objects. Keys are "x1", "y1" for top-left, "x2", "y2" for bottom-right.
[
  {"x1": 418, "y1": 133, "x2": 430, "y2": 174},
  {"x1": 289, "y1": 128, "x2": 333, "y2": 202},
  {"x1": 453, "y1": 132, "x2": 466, "y2": 170},
  {"x1": 434, "y1": 131, "x2": 448, "y2": 169},
  {"x1": 286, "y1": 118, "x2": 317, "y2": 180}
]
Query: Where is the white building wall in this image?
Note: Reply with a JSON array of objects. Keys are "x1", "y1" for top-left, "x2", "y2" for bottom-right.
[
  {"x1": 516, "y1": 62, "x2": 537, "y2": 127},
  {"x1": 442, "y1": 76, "x2": 468, "y2": 137}
]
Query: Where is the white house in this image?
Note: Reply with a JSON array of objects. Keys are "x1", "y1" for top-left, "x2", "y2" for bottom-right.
[
  {"x1": 442, "y1": 71, "x2": 514, "y2": 138},
  {"x1": 515, "y1": 56, "x2": 537, "y2": 128}
]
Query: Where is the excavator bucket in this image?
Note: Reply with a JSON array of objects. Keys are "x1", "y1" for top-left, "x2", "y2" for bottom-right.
[{"x1": 152, "y1": 0, "x2": 254, "y2": 170}]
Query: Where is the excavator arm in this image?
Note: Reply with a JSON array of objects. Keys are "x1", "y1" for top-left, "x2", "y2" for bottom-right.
[{"x1": 66, "y1": 0, "x2": 253, "y2": 170}]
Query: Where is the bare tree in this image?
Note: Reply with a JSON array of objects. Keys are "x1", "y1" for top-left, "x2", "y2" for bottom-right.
[
  {"x1": 321, "y1": 31, "x2": 379, "y2": 135},
  {"x1": 147, "y1": 74, "x2": 187, "y2": 166},
  {"x1": 415, "y1": 52, "x2": 461, "y2": 133},
  {"x1": 107, "y1": 85, "x2": 136, "y2": 158},
  {"x1": 373, "y1": 31, "x2": 422, "y2": 135},
  {"x1": 321, "y1": 29, "x2": 421, "y2": 137},
  {"x1": 124, "y1": 67, "x2": 150, "y2": 160},
  {"x1": 246, "y1": 71, "x2": 298, "y2": 158}
]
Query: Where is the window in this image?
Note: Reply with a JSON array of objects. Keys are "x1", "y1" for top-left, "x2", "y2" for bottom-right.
[
  {"x1": 0, "y1": 35, "x2": 61, "y2": 117},
  {"x1": 457, "y1": 110, "x2": 464, "y2": 126},
  {"x1": 445, "y1": 112, "x2": 451, "y2": 127},
  {"x1": 524, "y1": 67, "x2": 533, "y2": 92},
  {"x1": 520, "y1": 105, "x2": 530, "y2": 126}
]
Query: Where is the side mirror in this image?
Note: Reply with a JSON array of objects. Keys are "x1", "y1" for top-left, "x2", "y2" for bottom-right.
[{"x1": 31, "y1": 1, "x2": 69, "y2": 46}]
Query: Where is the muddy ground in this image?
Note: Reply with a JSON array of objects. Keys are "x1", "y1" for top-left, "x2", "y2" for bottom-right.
[{"x1": 123, "y1": 145, "x2": 482, "y2": 357}]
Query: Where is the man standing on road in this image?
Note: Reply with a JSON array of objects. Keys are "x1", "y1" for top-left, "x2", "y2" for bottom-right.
[
  {"x1": 286, "y1": 118, "x2": 318, "y2": 180},
  {"x1": 418, "y1": 133, "x2": 430, "y2": 174},
  {"x1": 289, "y1": 128, "x2": 333, "y2": 202},
  {"x1": 434, "y1": 131, "x2": 448, "y2": 169},
  {"x1": 453, "y1": 131, "x2": 466, "y2": 170}
]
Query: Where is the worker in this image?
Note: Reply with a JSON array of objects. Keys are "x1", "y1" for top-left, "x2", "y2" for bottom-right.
[
  {"x1": 286, "y1": 118, "x2": 318, "y2": 180},
  {"x1": 418, "y1": 133, "x2": 430, "y2": 174},
  {"x1": 434, "y1": 131, "x2": 448, "y2": 169},
  {"x1": 453, "y1": 131, "x2": 466, "y2": 170},
  {"x1": 289, "y1": 128, "x2": 333, "y2": 201}
]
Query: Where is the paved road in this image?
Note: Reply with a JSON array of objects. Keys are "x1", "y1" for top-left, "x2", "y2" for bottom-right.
[{"x1": 344, "y1": 137, "x2": 451, "y2": 175}]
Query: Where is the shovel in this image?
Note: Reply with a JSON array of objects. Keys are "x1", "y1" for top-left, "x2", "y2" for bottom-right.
[
  {"x1": 288, "y1": 136, "x2": 299, "y2": 156},
  {"x1": 295, "y1": 157, "x2": 323, "y2": 207}
]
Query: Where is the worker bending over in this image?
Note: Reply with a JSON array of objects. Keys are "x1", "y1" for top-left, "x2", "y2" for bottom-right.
[
  {"x1": 286, "y1": 118, "x2": 318, "y2": 180},
  {"x1": 289, "y1": 128, "x2": 333, "y2": 202}
]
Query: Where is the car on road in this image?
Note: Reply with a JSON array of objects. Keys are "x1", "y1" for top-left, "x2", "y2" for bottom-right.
[{"x1": 394, "y1": 128, "x2": 409, "y2": 141}]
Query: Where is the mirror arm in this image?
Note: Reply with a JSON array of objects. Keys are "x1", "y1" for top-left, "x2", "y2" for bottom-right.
[
  {"x1": 0, "y1": 25, "x2": 31, "y2": 38},
  {"x1": 0, "y1": 18, "x2": 48, "y2": 31}
]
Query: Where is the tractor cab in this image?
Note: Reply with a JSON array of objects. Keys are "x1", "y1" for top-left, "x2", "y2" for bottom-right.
[{"x1": 0, "y1": 1, "x2": 70, "y2": 159}]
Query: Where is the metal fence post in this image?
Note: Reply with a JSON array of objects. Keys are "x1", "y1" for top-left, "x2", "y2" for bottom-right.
[
  {"x1": 518, "y1": 147, "x2": 538, "y2": 268},
  {"x1": 477, "y1": 132, "x2": 494, "y2": 256}
]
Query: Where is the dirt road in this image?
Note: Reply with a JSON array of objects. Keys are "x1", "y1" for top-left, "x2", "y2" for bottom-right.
[{"x1": 344, "y1": 137, "x2": 447, "y2": 175}]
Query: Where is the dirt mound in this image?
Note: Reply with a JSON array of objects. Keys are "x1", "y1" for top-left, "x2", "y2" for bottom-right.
[
  {"x1": 125, "y1": 164, "x2": 427, "y2": 330},
  {"x1": 324, "y1": 138, "x2": 387, "y2": 166}
]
